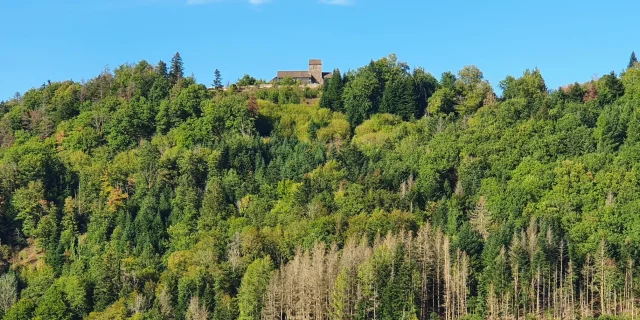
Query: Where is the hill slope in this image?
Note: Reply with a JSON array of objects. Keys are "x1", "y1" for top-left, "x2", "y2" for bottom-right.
[{"x1": 1, "y1": 54, "x2": 640, "y2": 319}]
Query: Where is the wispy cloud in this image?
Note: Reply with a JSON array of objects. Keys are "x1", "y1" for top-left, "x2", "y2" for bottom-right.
[
  {"x1": 319, "y1": 0, "x2": 353, "y2": 5},
  {"x1": 186, "y1": 0, "x2": 221, "y2": 4},
  {"x1": 186, "y1": 0, "x2": 270, "y2": 5}
]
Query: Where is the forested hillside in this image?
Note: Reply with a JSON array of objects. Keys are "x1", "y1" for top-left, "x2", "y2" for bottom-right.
[{"x1": 1, "y1": 52, "x2": 640, "y2": 320}]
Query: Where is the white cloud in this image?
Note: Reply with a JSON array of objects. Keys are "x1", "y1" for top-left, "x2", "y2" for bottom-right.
[
  {"x1": 319, "y1": 0, "x2": 353, "y2": 5},
  {"x1": 186, "y1": 0, "x2": 269, "y2": 5},
  {"x1": 186, "y1": 0, "x2": 222, "y2": 4}
]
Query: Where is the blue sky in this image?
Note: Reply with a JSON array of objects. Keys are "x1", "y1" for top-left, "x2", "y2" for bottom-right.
[{"x1": 1, "y1": 0, "x2": 638, "y2": 100}]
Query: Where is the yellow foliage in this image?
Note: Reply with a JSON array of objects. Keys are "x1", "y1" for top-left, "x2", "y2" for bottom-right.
[
  {"x1": 87, "y1": 298, "x2": 128, "y2": 320},
  {"x1": 317, "y1": 117, "x2": 350, "y2": 143},
  {"x1": 106, "y1": 186, "x2": 128, "y2": 213},
  {"x1": 258, "y1": 102, "x2": 344, "y2": 142},
  {"x1": 352, "y1": 114, "x2": 401, "y2": 151},
  {"x1": 167, "y1": 250, "x2": 194, "y2": 274},
  {"x1": 306, "y1": 160, "x2": 344, "y2": 183}
]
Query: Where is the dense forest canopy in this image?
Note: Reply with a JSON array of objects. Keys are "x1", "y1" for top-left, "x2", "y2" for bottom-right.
[{"x1": 0, "y1": 51, "x2": 640, "y2": 320}]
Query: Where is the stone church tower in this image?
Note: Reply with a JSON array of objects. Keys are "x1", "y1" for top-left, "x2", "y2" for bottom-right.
[
  {"x1": 273, "y1": 59, "x2": 331, "y2": 84},
  {"x1": 308, "y1": 59, "x2": 324, "y2": 84}
]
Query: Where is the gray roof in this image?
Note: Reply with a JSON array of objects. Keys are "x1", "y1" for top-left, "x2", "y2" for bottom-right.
[{"x1": 276, "y1": 71, "x2": 310, "y2": 78}]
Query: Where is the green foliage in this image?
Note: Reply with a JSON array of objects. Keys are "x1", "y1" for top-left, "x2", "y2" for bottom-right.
[
  {"x1": 213, "y1": 68, "x2": 223, "y2": 89},
  {"x1": 1, "y1": 52, "x2": 640, "y2": 320},
  {"x1": 12, "y1": 180, "x2": 48, "y2": 238},
  {"x1": 412, "y1": 67, "x2": 438, "y2": 116},
  {"x1": 0, "y1": 272, "x2": 18, "y2": 313},
  {"x1": 381, "y1": 73, "x2": 417, "y2": 120},
  {"x1": 236, "y1": 74, "x2": 257, "y2": 86},
  {"x1": 629, "y1": 51, "x2": 638, "y2": 69},
  {"x1": 428, "y1": 87, "x2": 456, "y2": 116},
  {"x1": 2, "y1": 299, "x2": 35, "y2": 320},
  {"x1": 169, "y1": 52, "x2": 184, "y2": 86},
  {"x1": 34, "y1": 283, "x2": 72, "y2": 320},
  {"x1": 454, "y1": 65, "x2": 493, "y2": 115},
  {"x1": 237, "y1": 256, "x2": 273, "y2": 320},
  {"x1": 279, "y1": 77, "x2": 296, "y2": 86},
  {"x1": 596, "y1": 71, "x2": 624, "y2": 106},
  {"x1": 440, "y1": 71, "x2": 457, "y2": 89},
  {"x1": 594, "y1": 102, "x2": 630, "y2": 152},
  {"x1": 319, "y1": 69, "x2": 344, "y2": 112},
  {"x1": 499, "y1": 68, "x2": 547, "y2": 109},
  {"x1": 47, "y1": 82, "x2": 81, "y2": 123},
  {"x1": 343, "y1": 66, "x2": 382, "y2": 127},
  {"x1": 622, "y1": 63, "x2": 640, "y2": 101}
]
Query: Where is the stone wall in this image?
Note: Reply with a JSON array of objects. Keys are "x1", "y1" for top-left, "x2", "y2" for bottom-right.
[
  {"x1": 218, "y1": 83, "x2": 321, "y2": 92},
  {"x1": 308, "y1": 60, "x2": 323, "y2": 84}
]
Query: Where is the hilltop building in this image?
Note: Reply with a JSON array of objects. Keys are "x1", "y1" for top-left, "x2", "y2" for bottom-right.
[{"x1": 272, "y1": 59, "x2": 332, "y2": 85}]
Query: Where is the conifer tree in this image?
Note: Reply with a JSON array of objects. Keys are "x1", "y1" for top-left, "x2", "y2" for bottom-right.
[
  {"x1": 395, "y1": 76, "x2": 418, "y2": 120},
  {"x1": 169, "y1": 52, "x2": 184, "y2": 85},
  {"x1": 413, "y1": 68, "x2": 438, "y2": 117},
  {"x1": 157, "y1": 60, "x2": 168, "y2": 79},
  {"x1": 238, "y1": 257, "x2": 274, "y2": 320},
  {"x1": 320, "y1": 69, "x2": 344, "y2": 112},
  {"x1": 330, "y1": 269, "x2": 350, "y2": 320},
  {"x1": 320, "y1": 73, "x2": 333, "y2": 109},
  {"x1": 380, "y1": 74, "x2": 417, "y2": 120},
  {"x1": 440, "y1": 71, "x2": 457, "y2": 90},
  {"x1": 629, "y1": 51, "x2": 638, "y2": 69},
  {"x1": 596, "y1": 71, "x2": 624, "y2": 105},
  {"x1": 213, "y1": 69, "x2": 223, "y2": 89}
]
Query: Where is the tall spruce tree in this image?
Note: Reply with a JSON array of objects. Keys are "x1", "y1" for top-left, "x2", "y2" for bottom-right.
[
  {"x1": 380, "y1": 74, "x2": 417, "y2": 120},
  {"x1": 412, "y1": 68, "x2": 438, "y2": 117},
  {"x1": 440, "y1": 71, "x2": 457, "y2": 90},
  {"x1": 156, "y1": 60, "x2": 168, "y2": 79},
  {"x1": 213, "y1": 69, "x2": 223, "y2": 89},
  {"x1": 169, "y1": 52, "x2": 184, "y2": 85},
  {"x1": 320, "y1": 69, "x2": 344, "y2": 112},
  {"x1": 629, "y1": 51, "x2": 638, "y2": 69},
  {"x1": 596, "y1": 71, "x2": 624, "y2": 106},
  {"x1": 238, "y1": 257, "x2": 274, "y2": 320}
]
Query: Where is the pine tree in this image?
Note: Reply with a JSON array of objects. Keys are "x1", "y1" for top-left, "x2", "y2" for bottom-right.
[
  {"x1": 157, "y1": 60, "x2": 168, "y2": 79},
  {"x1": 596, "y1": 71, "x2": 624, "y2": 106},
  {"x1": 440, "y1": 71, "x2": 457, "y2": 90},
  {"x1": 34, "y1": 284, "x2": 71, "y2": 320},
  {"x1": 381, "y1": 74, "x2": 417, "y2": 120},
  {"x1": 169, "y1": 52, "x2": 184, "y2": 85},
  {"x1": 412, "y1": 68, "x2": 438, "y2": 117},
  {"x1": 330, "y1": 268, "x2": 350, "y2": 320},
  {"x1": 213, "y1": 69, "x2": 223, "y2": 89},
  {"x1": 320, "y1": 69, "x2": 344, "y2": 112},
  {"x1": 155, "y1": 99, "x2": 171, "y2": 134},
  {"x1": 238, "y1": 257, "x2": 274, "y2": 320},
  {"x1": 398, "y1": 77, "x2": 418, "y2": 120},
  {"x1": 629, "y1": 51, "x2": 638, "y2": 69},
  {"x1": 627, "y1": 109, "x2": 640, "y2": 145},
  {"x1": 320, "y1": 74, "x2": 333, "y2": 109}
]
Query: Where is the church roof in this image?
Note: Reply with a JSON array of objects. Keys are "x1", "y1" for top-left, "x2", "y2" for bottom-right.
[{"x1": 276, "y1": 71, "x2": 310, "y2": 78}]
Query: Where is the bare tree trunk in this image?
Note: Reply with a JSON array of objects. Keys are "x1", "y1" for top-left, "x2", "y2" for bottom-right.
[
  {"x1": 536, "y1": 267, "x2": 540, "y2": 317},
  {"x1": 443, "y1": 238, "x2": 451, "y2": 320},
  {"x1": 560, "y1": 241, "x2": 564, "y2": 319}
]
